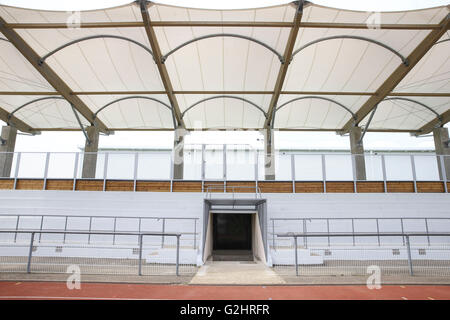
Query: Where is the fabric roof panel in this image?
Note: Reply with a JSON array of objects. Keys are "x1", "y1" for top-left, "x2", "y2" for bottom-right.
[
  {"x1": 274, "y1": 95, "x2": 369, "y2": 129},
  {"x1": 359, "y1": 96, "x2": 450, "y2": 130},
  {"x1": 0, "y1": 33, "x2": 55, "y2": 92},
  {"x1": 149, "y1": 3, "x2": 296, "y2": 22},
  {"x1": 284, "y1": 28, "x2": 431, "y2": 92},
  {"x1": 14, "y1": 27, "x2": 164, "y2": 92},
  {"x1": 176, "y1": 94, "x2": 270, "y2": 129},
  {"x1": 0, "y1": 2, "x2": 448, "y2": 132},
  {"x1": 303, "y1": 5, "x2": 448, "y2": 24},
  {"x1": 0, "y1": 94, "x2": 90, "y2": 129},
  {"x1": 155, "y1": 26, "x2": 289, "y2": 91},
  {"x1": 77, "y1": 94, "x2": 173, "y2": 129},
  {"x1": 394, "y1": 34, "x2": 450, "y2": 94},
  {"x1": 0, "y1": 3, "x2": 142, "y2": 24}
]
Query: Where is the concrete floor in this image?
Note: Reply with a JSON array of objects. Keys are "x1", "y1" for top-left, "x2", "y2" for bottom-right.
[{"x1": 190, "y1": 261, "x2": 286, "y2": 285}]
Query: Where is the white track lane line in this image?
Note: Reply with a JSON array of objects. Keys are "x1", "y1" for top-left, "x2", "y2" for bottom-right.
[{"x1": 0, "y1": 296, "x2": 167, "y2": 300}]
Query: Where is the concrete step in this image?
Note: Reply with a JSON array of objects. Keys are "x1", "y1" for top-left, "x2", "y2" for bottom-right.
[
  {"x1": 212, "y1": 250, "x2": 254, "y2": 261},
  {"x1": 190, "y1": 261, "x2": 286, "y2": 285}
]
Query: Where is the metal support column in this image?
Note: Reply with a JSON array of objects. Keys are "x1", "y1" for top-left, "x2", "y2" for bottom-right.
[
  {"x1": 42, "y1": 152, "x2": 50, "y2": 190},
  {"x1": 322, "y1": 154, "x2": 327, "y2": 193},
  {"x1": 161, "y1": 218, "x2": 165, "y2": 248},
  {"x1": 26, "y1": 232, "x2": 35, "y2": 273},
  {"x1": 291, "y1": 154, "x2": 296, "y2": 193},
  {"x1": 405, "y1": 235, "x2": 414, "y2": 276},
  {"x1": 294, "y1": 236, "x2": 298, "y2": 276},
  {"x1": 440, "y1": 155, "x2": 448, "y2": 193},
  {"x1": 133, "y1": 153, "x2": 139, "y2": 192},
  {"x1": 176, "y1": 235, "x2": 180, "y2": 276},
  {"x1": 264, "y1": 129, "x2": 275, "y2": 180},
  {"x1": 272, "y1": 219, "x2": 276, "y2": 251},
  {"x1": 13, "y1": 152, "x2": 20, "y2": 190},
  {"x1": 223, "y1": 144, "x2": 226, "y2": 192},
  {"x1": 410, "y1": 155, "x2": 417, "y2": 193},
  {"x1": 201, "y1": 144, "x2": 205, "y2": 192},
  {"x1": 102, "y1": 152, "x2": 108, "y2": 191},
  {"x1": 173, "y1": 127, "x2": 186, "y2": 180},
  {"x1": 255, "y1": 149, "x2": 259, "y2": 192},
  {"x1": 138, "y1": 234, "x2": 143, "y2": 276},
  {"x1": 381, "y1": 155, "x2": 387, "y2": 192},
  {"x1": 73, "y1": 152, "x2": 79, "y2": 191}
]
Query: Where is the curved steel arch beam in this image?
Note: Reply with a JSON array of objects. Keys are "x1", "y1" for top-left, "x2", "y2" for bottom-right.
[
  {"x1": 358, "y1": 97, "x2": 442, "y2": 143},
  {"x1": 378, "y1": 97, "x2": 442, "y2": 123},
  {"x1": 7, "y1": 96, "x2": 91, "y2": 141},
  {"x1": 274, "y1": 96, "x2": 356, "y2": 127},
  {"x1": 181, "y1": 95, "x2": 267, "y2": 118},
  {"x1": 93, "y1": 95, "x2": 176, "y2": 129},
  {"x1": 161, "y1": 33, "x2": 284, "y2": 64},
  {"x1": 7, "y1": 96, "x2": 67, "y2": 123},
  {"x1": 38, "y1": 35, "x2": 154, "y2": 65},
  {"x1": 435, "y1": 38, "x2": 450, "y2": 45},
  {"x1": 292, "y1": 35, "x2": 409, "y2": 66}
]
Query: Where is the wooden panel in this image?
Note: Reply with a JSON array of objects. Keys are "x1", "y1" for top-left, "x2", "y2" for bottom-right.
[
  {"x1": 0, "y1": 179, "x2": 14, "y2": 189},
  {"x1": 295, "y1": 182, "x2": 323, "y2": 193},
  {"x1": 386, "y1": 181, "x2": 415, "y2": 193},
  {"x1": 105, "y1": 180, "x2": 134, "y2": 192},
  {"x1": 75, "y1": 180, "x2": 103, "y2": 191},
  {"x1": 45, "y1": 179, "x2": 74, "y2": 190},
  {"x1": 326, "y1": 181, "x2": 355, "y2": 193},
  {"x1": 172, "y1": 181, "x2": 202, "y2": 192},
  {"x1": 226, "y1": 181, "x2": 256, "y2": 193},
  {"x1": 356, "y1": 181, "x2": 385, "y2": 193},
  {"x1": 258, "y1": 181, "x2": 293, "y2": 193},
  {"x1": 416, "y1": 181, "x2": 445, "y2": 193},
  {"x1": 3, "y1": 178, "x2": 444, "y2": 194},
  {"x1": 16, "y1": 179, "x2": 44, "y2": 190},
  {"x1": 204, "y1": 181, "x2": 224, "y2": 193},
  {"x1": 136, "y1": 181, "x2": 170, "y2": 192}
]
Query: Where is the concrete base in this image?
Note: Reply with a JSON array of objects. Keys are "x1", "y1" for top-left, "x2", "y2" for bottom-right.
[{"x1": 189, "y1": 261, "x2": 286, "y2": 285}]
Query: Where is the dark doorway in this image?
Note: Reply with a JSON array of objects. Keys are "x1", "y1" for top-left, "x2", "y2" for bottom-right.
[{"x1": 213, "y1": 213, "x2": 252, "y2": 250}]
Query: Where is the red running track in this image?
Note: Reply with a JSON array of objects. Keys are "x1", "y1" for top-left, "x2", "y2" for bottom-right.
[{"x1": 0, "y1": 282, "x2": 450, "y2": 300}]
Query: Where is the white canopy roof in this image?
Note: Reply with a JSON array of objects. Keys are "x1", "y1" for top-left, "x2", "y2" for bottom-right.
[{"x1": 0, "y1": 1, "x2": 448, "y2": 134}]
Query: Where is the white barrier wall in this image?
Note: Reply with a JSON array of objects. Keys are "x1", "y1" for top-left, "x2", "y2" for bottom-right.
[
  {"x1": 0, "y1": 191, "x2": 448, "y2": 220},
  {"x1": 0, "y1": 190, "x2": 449, "y2": 266}
]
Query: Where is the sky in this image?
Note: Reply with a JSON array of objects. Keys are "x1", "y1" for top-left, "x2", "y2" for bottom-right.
[{"x1": 0, "y1": 0, "x2": 448, "y2": 152}]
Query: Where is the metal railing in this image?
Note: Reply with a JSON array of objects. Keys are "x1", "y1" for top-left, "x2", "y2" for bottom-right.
[
  {"x1": 269, "y1": 217, "x2": 450, "y2": 250},
  {"x1": 275, "y1": 232, "x2": 450, "y2": 277},
  {"x1": 0, "y1": 229, "x2": 192, "y2": 276},
  {"x1": 0, "y1": 150, "x2": 448, "y2": 193},
  {"x1": 0, "y1": 214, "x2": 199, "y2": 250},
  {"x1": 205, "y1": 185, "x2": 262, "y2": 199}
]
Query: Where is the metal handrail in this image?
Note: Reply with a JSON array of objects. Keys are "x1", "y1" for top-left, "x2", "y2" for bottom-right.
[
  {"x1": 205, "y1": 185, "x2": 262, "y2": 199},
  {"x1": 0, "y1": 213, "x2": 199, "y2": 221},
  {"x1": 269, "y1": 217, "x2": 450, "y2": 249},
  {"x1": 0, "y1": 229, "x2": 182, "y2": 276},
  {"x1": 0, "y1": 229, "x2": 181, "y2": 236},
  {"x1": 275, "y1": 232, "x2": 450, "y2": 276},
  {"x1": 276, "y1": 232, "x2": 450, "y2": 237},
  {"x1": 0, "y1": 213, "x2": 199, "y2": 250}
]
